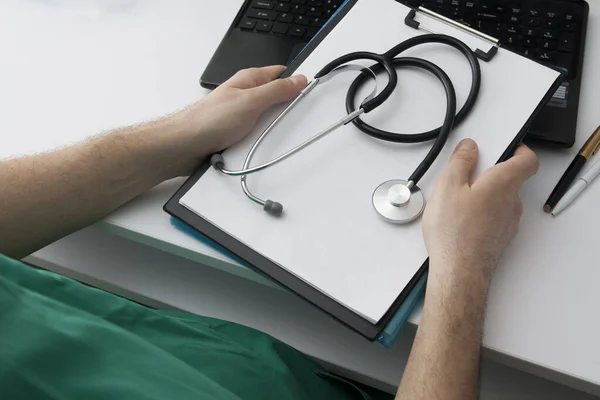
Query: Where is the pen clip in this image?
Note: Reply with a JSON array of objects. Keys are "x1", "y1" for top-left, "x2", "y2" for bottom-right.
[
  {"x1": 581, "y1": 126, "x2": 600, "y2": 159},
  {"x1": 592, "y1": 126, "x2": 600, "y2": 156}
]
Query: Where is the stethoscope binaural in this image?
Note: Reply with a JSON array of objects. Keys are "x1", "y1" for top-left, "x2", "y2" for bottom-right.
[{"x1": 210, "y1": 34, "x2": 482, "y2": 224}]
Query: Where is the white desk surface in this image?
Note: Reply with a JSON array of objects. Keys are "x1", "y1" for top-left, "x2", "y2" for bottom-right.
[{"x1": 2, "y1": 0, "x2": 600, "y2": 395}]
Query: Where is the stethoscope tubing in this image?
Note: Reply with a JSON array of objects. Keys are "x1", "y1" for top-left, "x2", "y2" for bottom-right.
[
  {"x1": 211, "y1": 34, "x2": 481, "y2": 215},
  {"x1": 345, "y1": 35, "x2": 480, "y2": 184}
]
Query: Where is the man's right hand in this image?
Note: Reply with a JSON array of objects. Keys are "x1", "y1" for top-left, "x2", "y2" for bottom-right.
[
  {"x1": 398, "y1": 139, "x2": 538, "y2": 400},
  {"x1": 422, "y1": 138, "x2": 539, "y2": 283}
]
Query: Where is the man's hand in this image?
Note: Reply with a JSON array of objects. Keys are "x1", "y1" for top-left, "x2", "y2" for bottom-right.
[
  {"x1": 423, "y1": 138, "x2": 539, "y2": 282},
  {"x1": 0, "y1": 66, "x2": 307, "y2": 257},
  {"x1": 173, "y1": 66, "x2": 307, "y2": 175},
  {"x1": 397, "y1": 139, "x2": 539, "y2": 400}
]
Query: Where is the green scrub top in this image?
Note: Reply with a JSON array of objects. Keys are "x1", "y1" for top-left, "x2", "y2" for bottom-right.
[{"x1": 0, "y1": 254, "x2": 393, "y2": 400}]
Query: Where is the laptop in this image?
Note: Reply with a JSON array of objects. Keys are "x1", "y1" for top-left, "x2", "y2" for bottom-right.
[{"x1": 200, "y1": 0, "x2": 589, "y2": 148}]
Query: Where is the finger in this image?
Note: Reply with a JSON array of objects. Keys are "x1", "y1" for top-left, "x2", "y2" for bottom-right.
[
  {"x1": 248, "y1": 74, "x2": 308, "y2": 110},
  {"x1": 441, "y1": 139, "x2": 479, "y2": 186},
  {"x1": 223, "y1": 66, "x2": 287, "y2": 89},
  {"x1": 497, "y1": 145, "x2": 540, "y2": 185}
]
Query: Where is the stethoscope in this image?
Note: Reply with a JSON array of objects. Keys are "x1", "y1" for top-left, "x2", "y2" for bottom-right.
[{"x1": 210, "y1": 34, "x2": 482, "y2": 224}]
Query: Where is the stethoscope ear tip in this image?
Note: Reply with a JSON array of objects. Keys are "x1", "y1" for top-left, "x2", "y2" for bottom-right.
[
  {"x1": 210, "y1": 153, "x2": 225, "y2": 169},
  {"x1": 264, "y1": 200, "x2": 284, "y2": 217}
]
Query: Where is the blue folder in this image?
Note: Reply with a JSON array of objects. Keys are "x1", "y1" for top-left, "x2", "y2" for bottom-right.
[{"x1": 171, "y1": 217, "x2": 426, "y2": 348}]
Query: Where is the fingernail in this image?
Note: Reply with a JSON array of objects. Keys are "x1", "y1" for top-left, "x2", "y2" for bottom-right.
[
  {"x1": 456, "y1": 139, "x2": 477, "y2": 151},
  {"x1": 289, "y1": 75, "x2": 306, "y2": 88}
]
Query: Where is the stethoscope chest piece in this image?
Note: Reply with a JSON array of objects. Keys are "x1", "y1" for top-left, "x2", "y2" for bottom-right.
[{"x1": 372, "y1": 180, "x2": 426, "y2": 224}]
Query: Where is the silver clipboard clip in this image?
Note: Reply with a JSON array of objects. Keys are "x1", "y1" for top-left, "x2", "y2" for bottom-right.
[{"x1": 405, "y1": 7, "x2": 500, "y2": 62}]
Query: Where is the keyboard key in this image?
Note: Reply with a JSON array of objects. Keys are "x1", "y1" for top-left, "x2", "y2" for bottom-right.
[
  {"x1": 311, "y1": 16, "x2": 324, "y2": 26},
  {"x1": 450, "y1": 0, "x2": 462, "y2": 6},
  {"x1": 495, "y1": 5, "x2": 507, "y2": 14},
  {"x1": 526, "y1": 8, "x2": 540, "y2": 17},
  {"x1": 272, "y1": 22, "x2": 290, "y2": 34},
  {"x1": 557, "y1": 33, "x2": 576, "y2": 53},
  {"x1": 511, "y1": 6, "x2": 523, "y2": 14},
  {"x1": 564, "y1": 11, "x2": 580, "y2": 22},
  {"x1": 544, "y1": 20, "x2": 560, "y2": 29},
  {"x1": 461, "y1": 6, "x2": 477, "y2": 17},
  {"x1": 524, "y1": 17, "x2": 540, "y2": 27},
  {"x1": 522, "y1": 48, "x2": 534, "y2": 57},
  {"x1": 523, "y1": 37, "x2": 537, "y2": 47},
  {"x1": 503, "y1": 24, "x2": 519, "y2": 34},
  {"x1": 252, "y1": 0, "x2": 275, "y2": 9},
  {"x1": 562, "y1": 22, "x2": 577, "y2": 32},
  {"x1": 477, "y1": 21, "x2": 500, "y2": 35},
  {"x1": 522, "y1": 27, "x2": 539, "y2": 37},
  {"x1": 458, "y1": 17, "x2": 475, "y2": 27},
  {"x1": 256, "y1": 21, "x2": 273, "y2": 32},
  {"x1": 541, "y1": 40, "x2": 556, "y2": 50},
  {"x1": 502, "y1": 34, "x2": 521, "y2": 47},
  {"x1": 476, "y1": 12, "x2": 504, "y2": 22},
  {"x1": 247, "y1": 9, "x2": 278, "y2": 20},
  {"x1": 542, "y1": 30, "x2": 558, "y2": 40},
  {"x1": 240, "y1": 18, "x2": 257, "y2": 30},
  {"x1": 295, "y1": 15, "x2": 309, "y2": 25},
  {"x1": 291, "y1": 4, "x2": 306, "y2": 13},
  {"x1": 289, "y1": 25, "x2": 306, "y2": 36},
  {"x1": 307, "y1": 6, "x2": 321, "y2": 16},
  {"x1": 545, "y1": 10, "x2": 559, "y2": 19},
  {"x1": 279, "y1": 12, "x2": 294, "y2": 22},
  {"x1": 275, "y1": 2, "x2": 291, "y2": 12},
  {"x1": 537, "y1": 50, "x2": 554, "y2": 62},
  {"x1": 465, "y1": 1, "x2": 476, "y2": 9},
  {"x1": 509, "y1": 15, "x2": 521, "y2": 24}
]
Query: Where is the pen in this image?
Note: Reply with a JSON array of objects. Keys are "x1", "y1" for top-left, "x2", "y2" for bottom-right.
[
  {"x1": 544, "y1": 125, "x2": 600, "y2": 213},
  {"x1": 551, "y1": 157, "x2": 600, "y2": 216}
]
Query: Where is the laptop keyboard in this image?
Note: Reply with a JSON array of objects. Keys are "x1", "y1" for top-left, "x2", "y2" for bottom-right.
[
  {"x1": 238, "y1": 0, "x2": 344, "y2": 40},
  {"x1": 238, "y1": 0, "x2": 584, "y2": 79},
  {"x1": 399, "y1": 0, "x2": 584, "y2": 79}
]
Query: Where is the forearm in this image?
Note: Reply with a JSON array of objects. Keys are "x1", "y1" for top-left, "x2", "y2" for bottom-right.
[
  {"x1": 0, "y1": 110, "x2": 203, "y2": 258},
  {"x1": 396, "y1": 258, "x2": 490, "y2": 400}
]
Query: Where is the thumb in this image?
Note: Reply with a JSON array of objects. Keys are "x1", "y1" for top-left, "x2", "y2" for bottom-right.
[
  {"x1": 443, "y1": 139, "x2": 479, "y2": 186},
  {"x1": 249, "y1": 74, "x2": 308, "y2": 110}
]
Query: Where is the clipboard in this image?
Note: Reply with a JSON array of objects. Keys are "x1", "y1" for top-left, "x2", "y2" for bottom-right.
[{"x1": 165, "y1": 0, "x2": 565, "y2": 341}]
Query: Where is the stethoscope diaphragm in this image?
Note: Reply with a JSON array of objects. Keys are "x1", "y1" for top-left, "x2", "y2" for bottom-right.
[{"x1": 372, "y1": 180, "x2": 426, "y2": 224}]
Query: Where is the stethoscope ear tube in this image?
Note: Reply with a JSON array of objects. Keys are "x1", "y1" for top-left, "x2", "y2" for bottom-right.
[
  {"x1": 211, "y1": 64, "x2": 379, "y2": 215},
  {"x1": 211, "y1": 34, "x2": 481, "y2": 222},
  {"x1": 315, "y1": 51, "x2": 397, "y2": 114},
  {"x1": 346, "y1": 34, "x2": 480, "y2": 186}
]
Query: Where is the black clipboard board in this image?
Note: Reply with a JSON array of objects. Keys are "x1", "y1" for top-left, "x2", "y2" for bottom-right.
[{"x1": 165, "y1": 1, "x2": 566, "y2": 341}]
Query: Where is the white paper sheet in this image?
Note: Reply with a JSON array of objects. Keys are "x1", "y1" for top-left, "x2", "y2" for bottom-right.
[{"x1": 180, "y1": 0, "x2": 561, "y2": 323}]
